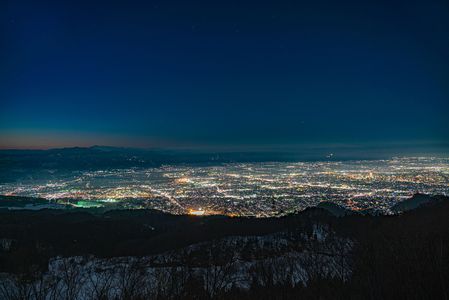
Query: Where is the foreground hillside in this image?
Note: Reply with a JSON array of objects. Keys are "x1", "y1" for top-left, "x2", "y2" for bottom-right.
[{"x1": 0, "y1": 194, "x2": 448, "y2": 299}]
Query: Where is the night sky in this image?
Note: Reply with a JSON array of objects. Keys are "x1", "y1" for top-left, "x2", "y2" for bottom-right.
[{"x1": 1, "y1": 0, "x2": 448, "y2": 150}]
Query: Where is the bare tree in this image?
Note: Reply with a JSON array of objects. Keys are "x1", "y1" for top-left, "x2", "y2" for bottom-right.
[
  {"x1": 84, "y1": 264, "x2": 116, "y2": 300},
  {"x1": 201, "y1": 241, "x2": 244, "y2": 298},
  {"x1": 55, "y1": 257, "x2": 87, "y2": 300},
  {"x1": 0, "y1": 274, "x2": 33, "y2": 300},
  {"x1": 115, "y1": 260, "x2": 148, "y2": 300}
]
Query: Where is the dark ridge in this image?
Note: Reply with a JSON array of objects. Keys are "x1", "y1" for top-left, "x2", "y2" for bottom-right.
[{"x1": 391, "y1": 193, "x2": 447, "y2": 213}]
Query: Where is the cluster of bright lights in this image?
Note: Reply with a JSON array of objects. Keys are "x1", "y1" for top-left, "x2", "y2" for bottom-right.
[{"x1": 0, "y1": 157, "x2": 447, "y2": 216}]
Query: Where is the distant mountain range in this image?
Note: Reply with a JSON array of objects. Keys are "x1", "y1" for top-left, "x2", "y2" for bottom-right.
[
  {"x1": 0, "y1": 146, "x2": 319, "y2": 171},
  {"x1": 3, "y1": 144, "x2": 440, "y2": 172}
]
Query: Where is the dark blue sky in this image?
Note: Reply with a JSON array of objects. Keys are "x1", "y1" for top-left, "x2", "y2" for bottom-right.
[{"x1": 1, "y1": 0, "x2": 448, "y2": 149}]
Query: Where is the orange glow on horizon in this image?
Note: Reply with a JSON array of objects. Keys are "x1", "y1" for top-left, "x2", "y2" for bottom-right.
[{"x1": 0, "y1": 131, "x2": 179, "y2": 150}]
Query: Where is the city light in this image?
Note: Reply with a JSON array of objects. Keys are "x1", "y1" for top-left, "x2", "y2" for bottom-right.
[
  {"x1": 0, "y1": 157, "x2": 447, "y2": 216},
  {"x1": 189, "y1": 208, "x2": 206, "y2": 216}
]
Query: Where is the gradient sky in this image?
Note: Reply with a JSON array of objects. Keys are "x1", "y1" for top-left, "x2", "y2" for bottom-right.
[{"x1": 1, "y1": 0, "x2": 448, "y2": 149}]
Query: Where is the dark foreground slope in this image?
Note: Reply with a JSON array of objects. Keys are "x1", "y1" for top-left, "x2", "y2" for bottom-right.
[
  {"x1": 0, "y1": 195, "x2": 448, "y2": 299},
  {"x1": 0, "y1": 206, "x2": 330, "y2": 272}
]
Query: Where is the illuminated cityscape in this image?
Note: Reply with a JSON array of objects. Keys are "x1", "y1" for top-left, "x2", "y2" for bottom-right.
[{"x1": 1, "y1": 157, "x2": 448, "y2": 216}]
